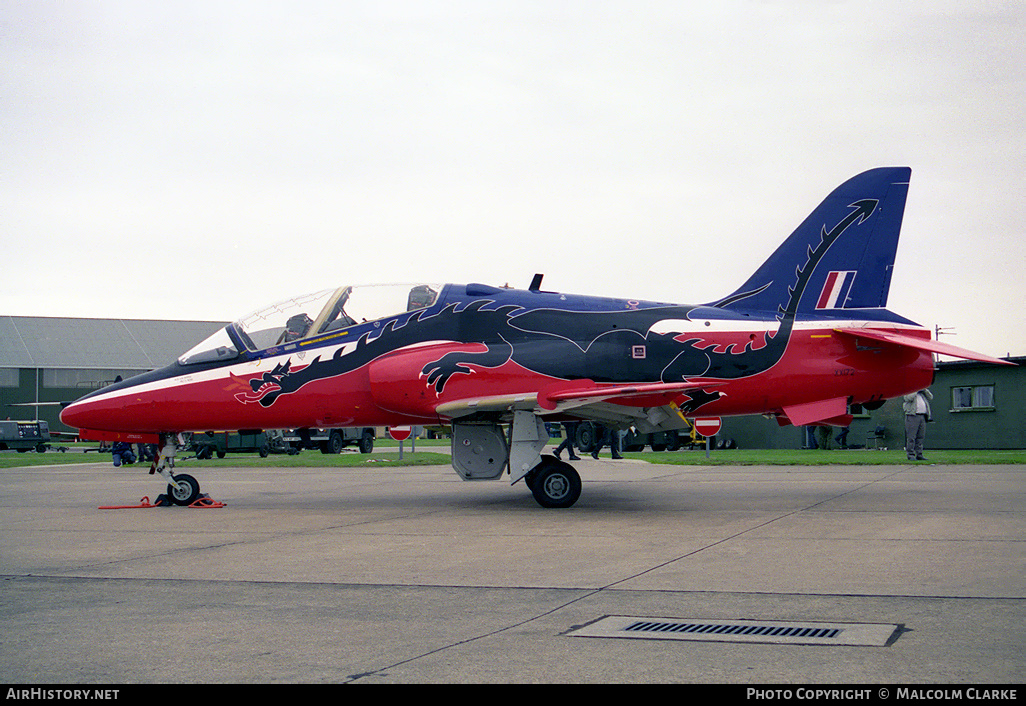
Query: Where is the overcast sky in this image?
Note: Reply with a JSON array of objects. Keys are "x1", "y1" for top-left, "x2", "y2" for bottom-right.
[{"x1": 3, "y1": 1, "x2": 1023, "y2": 358}]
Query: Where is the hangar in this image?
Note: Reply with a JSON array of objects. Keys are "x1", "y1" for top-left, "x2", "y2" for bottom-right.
[{"x1": 1, "y1": 316, "x2": 227, "y2": 437}]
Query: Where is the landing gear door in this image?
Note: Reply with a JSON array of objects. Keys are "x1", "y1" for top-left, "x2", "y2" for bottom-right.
[{"x1": 451, "y1": 423, "x2": 508, "y2": 481}]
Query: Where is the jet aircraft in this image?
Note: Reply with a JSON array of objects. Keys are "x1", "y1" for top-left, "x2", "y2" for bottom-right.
[{"x1": 61, "y1": 167, "x2": 1013, "y2": 508}]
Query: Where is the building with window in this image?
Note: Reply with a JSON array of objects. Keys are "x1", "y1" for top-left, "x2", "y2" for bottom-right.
[
  {"x1": 1, "y1": 316, "x2": 227, "y2": 436},
  {"x1": 925, "y1": 357, "x2": 1025, "y2": 449}
]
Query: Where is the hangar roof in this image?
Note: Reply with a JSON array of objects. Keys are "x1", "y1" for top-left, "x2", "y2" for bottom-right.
[{"x1": 0, "y1": 316, "x2": 228, "y2": 370}]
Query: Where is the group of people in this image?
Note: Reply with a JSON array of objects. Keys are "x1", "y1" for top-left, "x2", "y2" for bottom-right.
[{"x1": 110, "y1": 442, "x2": 157, "y2": 467}]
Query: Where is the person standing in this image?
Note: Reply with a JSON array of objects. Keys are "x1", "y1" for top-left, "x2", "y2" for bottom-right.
[{"x1": 903, "y1": 388, "x2": 933, "y2": 461}]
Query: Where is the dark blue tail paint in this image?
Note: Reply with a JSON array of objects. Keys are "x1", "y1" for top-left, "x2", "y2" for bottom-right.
[{"x1": 711, "y1": 167, "x2": 912, "y2": 320}]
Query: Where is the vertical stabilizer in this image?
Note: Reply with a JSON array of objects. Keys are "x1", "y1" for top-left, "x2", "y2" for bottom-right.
[{"x1": 712, "y1": 167, "x2": 911, "y2": 317}]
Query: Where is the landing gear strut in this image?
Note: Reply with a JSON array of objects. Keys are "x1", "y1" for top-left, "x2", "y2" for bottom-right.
[{"x1": 150, "y1": 433, "x2": 202, "y2": 505}]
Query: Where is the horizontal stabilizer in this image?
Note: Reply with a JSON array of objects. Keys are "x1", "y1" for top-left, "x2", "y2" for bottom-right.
[{"x1": 834, "y1": 328, "x2": 1015, "y2": 366}]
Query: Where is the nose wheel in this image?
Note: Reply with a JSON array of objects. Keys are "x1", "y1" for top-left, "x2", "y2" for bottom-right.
[
  {"x1": 167, "y1": 473, "x2": 201, "y2": 506},
  {"x1": 525, "y1": 456, "x2": 581, "y2": 508}
]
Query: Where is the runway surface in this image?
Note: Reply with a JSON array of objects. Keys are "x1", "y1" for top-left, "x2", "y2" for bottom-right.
[{"x1": 1, "y1": 455, "x2": 1023, "y2": 683}]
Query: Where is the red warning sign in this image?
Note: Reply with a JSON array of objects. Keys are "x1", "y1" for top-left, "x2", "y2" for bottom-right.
[
  {"x1": 694, "y1": 418, "x2": 722, "y2": 437},
  {"x1": 387, "y1": 425, "x2": 412, "y2": 441}
]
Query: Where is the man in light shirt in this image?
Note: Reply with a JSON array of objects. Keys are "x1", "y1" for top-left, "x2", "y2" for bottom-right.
[{"x1": 903, "y1": 388, "x2": 934, "y2": 461}]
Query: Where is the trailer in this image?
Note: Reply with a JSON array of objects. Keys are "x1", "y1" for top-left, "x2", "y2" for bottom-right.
[
  {"x1": 0, "y1": 420, "x2": 52, "y2": 453},
  {"x1": 191, "y1": 430, "x2": 297, "y2": 458}
]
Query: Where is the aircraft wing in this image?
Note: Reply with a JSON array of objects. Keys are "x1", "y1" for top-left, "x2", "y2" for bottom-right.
[
  {"x1": 434, "y1": 380, "x2": 715, "y2": 431},
  {"x1": 833, "y1": 328, "x2": 1015, "y2": 366}
]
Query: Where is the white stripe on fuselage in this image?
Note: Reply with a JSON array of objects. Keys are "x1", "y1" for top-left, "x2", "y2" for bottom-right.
[{"x1": 74, "y1": 339, "x2": 463, "y2": 404}]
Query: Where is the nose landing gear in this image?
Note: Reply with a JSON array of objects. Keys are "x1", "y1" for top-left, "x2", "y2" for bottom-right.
[{"x1": 150, "y1": 433, "x2": 203, "y2": 505}]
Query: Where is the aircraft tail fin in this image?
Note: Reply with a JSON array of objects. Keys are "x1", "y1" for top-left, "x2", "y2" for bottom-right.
[{"x1": 711, "y1": 167, "x2": 911, "y2": 318}]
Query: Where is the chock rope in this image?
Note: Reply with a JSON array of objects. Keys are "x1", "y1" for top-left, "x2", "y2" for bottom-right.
[
  {"x1": 99, "y1": 495, "x2": 226, "y2": 509},
  {"x1": 188, "y1": 496, "x2": 226, "y2": 508},
  {"x1": 98, "y1": 497, "x2": 160, "y2": 509}
]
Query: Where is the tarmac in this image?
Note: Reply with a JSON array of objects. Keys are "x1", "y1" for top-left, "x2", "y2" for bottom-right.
[{"x1": 1, "y1": 451, "x2": 1023, "y2": 685}]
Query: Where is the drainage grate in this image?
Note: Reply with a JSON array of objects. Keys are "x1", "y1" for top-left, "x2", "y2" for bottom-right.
[
  {"x1": 625, "y1": 620, "x2": 840, "y2": 639},
  {"x1": 569, "y1": 616, "x2": 900, "y2": 646}
]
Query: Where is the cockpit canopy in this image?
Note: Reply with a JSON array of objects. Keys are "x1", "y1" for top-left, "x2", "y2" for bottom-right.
[{"x1": 178, "y1": 284, "x2": 442, "y2": 365}]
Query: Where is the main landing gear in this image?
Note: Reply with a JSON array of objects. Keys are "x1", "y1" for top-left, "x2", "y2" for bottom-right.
[
  {"x1": 524, "y1": 456, "x2": 582, "y2": 508},
  {"x1": 451, "y1": 411, "x2": 584, "y2": 508},
  {"x1": 150, "y1": 433, "x2": 202, "y2": 506}
]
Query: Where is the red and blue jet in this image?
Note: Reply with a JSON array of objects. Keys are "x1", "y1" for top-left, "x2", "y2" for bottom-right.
[{"x1": 61, "y1": 167, "x2": 1012, "y2": 507}]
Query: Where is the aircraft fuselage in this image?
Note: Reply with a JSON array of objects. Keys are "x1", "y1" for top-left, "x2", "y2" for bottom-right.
[{"x1": 60, "y1": 283, "x2": 934, "y2": 439}]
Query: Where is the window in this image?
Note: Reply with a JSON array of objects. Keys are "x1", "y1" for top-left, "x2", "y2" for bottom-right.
[
  {"x1": 0, "y1": 368, "x2": 17, "y2": 388},
  {"x1": 951, "y1": 385, "x2": 995, "y2": 411}
]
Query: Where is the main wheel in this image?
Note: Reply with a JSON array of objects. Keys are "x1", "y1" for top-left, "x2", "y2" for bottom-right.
[
  {"x1": 528, "y1": 459, "x2": 581, "y2": 509},
  {"x1": 168, "y1": 473, "x2": 201, "y2": 506}
]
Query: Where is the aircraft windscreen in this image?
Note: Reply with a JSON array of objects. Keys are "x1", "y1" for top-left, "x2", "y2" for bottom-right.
[
  {"x1": 177, "y1": 326, "x2": 239, "y2": 365},
  {"x1": 227, "y1": 284, "x2": 442, "y2": 353}
]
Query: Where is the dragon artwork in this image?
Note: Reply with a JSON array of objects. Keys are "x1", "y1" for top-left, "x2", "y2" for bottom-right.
[{"x1": 236, "y1": 201, "x2": 878, "y2": 413}]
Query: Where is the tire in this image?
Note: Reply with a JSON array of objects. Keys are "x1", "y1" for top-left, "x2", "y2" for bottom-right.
[
  {"x1": 528, "y1": 458, "x2": 582, "y2": 509},
  {"x1": 167, "y1": 473, "x2": 201, "y2": 506},
  {"x1": 574, "y1": 422, "x2": 597, "y2": 453},
  {"x1": 358, "y1": 430, "x2": 374, "y2": 453},
  {"x1": 320, "y1": 430, "x2": 344, "y2": 454}
]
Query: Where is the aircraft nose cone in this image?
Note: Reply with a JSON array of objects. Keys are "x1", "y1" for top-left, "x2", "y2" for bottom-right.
[
  {"x1": 60, "y1": 385, "x2": 143, "y2": 434},
  {"x1": 60, "y1": 396, "x2": 107, "y2": 432}
]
